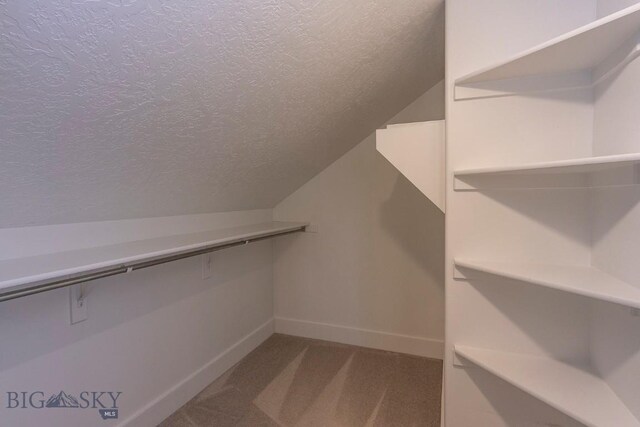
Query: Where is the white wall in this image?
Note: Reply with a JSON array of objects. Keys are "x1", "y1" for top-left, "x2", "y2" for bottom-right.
[
  {"x1": 590, "y1": 0, "x2": 640, "y2": 418},
  {"x1": 597, "y1": 0, "x2": 639, "y2": 16},
  {"x1": 272, "y1": 81, "x2": 445, "y2": 359},
  {"x1": 0, "y1": 211, "x2": 276, "y2": 426}
]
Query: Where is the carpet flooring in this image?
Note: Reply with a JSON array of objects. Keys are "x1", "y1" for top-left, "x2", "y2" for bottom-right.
[{"x1": 159, "y1": 334, "x2": 443, "y2": 427}]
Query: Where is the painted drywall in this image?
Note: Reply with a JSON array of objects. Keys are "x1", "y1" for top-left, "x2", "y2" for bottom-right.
[
  {"x1": 0, "y1": 210, "x2": 278, "y2": 426},
  {"x1": 272, "y1": 81, "x2": 445, "y2": 359},
  {"x1": 0, "y1": 0, "x2": 444, "y2": 228},
  {"x1": 590, "y1": 0, "x2": 640, "y2": 417}
]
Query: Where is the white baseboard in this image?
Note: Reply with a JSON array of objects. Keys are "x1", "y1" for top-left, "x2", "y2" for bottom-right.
[
  {"x1": 120, "y1": 318, "x2": 275, "y2": 427},
  {"x1": 274, "y1": 317, "x2": 443, "y2": 360}
]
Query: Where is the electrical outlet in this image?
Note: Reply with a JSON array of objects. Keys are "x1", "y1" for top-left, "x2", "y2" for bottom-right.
[
  {"x1": 202, "y1": 253, "x2": 213, "y2": 279},
  {"x1": 69, "y1": 284, "x2": 88, "y2": 324}
]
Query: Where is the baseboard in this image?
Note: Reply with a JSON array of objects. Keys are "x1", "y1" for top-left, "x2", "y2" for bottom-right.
[
  {"x1": 274, "y1": 317, "x2": 443, "y2": 359},
  {"x1": 119, "y1": 318, "x2": 275, "y2": 427}
]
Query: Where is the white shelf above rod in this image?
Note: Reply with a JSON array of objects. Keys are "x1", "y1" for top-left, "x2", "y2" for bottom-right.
[{"x1": 0, "y1": 221, "x2": 308, "y2": 303}]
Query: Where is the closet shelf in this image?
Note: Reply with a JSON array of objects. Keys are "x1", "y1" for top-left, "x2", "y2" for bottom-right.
[
  {"x1": 454, "y1": 4, "x2": 640, "y2": 99},
  {"x1": 376, "y1": 120, "x2": 446, "y2": 212},
  {"x1": 0, "y1": 221, "x2": 308, "y2": 302},
  {"x1": 454, "y1": 152, "x2": 640, "y2": 190},
  {"x1": 454, "y1": 345, "x2": 640, "y2": 427},
  {"x1": 455, "y1": 259, "x2": 640, "y2": 310}
]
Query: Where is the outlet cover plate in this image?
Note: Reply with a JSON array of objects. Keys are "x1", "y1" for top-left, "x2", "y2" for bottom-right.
[
  {"x1": 69, "y1": 285, "x2": 88, "y2": 324},
  {"x1": 202, "y1": 253, "x2": 213, "y2": 279}
]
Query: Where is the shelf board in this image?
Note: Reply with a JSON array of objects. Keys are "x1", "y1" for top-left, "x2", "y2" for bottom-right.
[
  {"x1": 454, "y1": 152, "x2": 640, "y2": 190},
  {"x1": 0, "y1": 221, "x2": 308, "y2": 297},
  {"x1": 455, "y1": 4, "x2": 640, "y2": 99},
  {"x1": 455, "y1": 259, "x2": 640, "y2": 310},
  {"x1": 376, "y1": 120, "x2": 446, "y2": 212},
  {"x1": 455, "y1": 345, "x2": 640, "y2": 427}
]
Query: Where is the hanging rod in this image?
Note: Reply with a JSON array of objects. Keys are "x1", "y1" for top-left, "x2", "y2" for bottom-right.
[{"x1": 0, "y1": 223, "x2": 307, "y2": 303}]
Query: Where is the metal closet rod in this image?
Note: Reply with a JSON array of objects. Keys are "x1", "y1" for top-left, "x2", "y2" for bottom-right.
[{"x1": 0, "y1": 226, "x2": 306, "y2": 303}]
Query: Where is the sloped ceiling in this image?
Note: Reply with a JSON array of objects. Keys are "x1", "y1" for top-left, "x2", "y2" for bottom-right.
[{"x1": 0, "y1": 0, "x2": 444, "y2": 227}]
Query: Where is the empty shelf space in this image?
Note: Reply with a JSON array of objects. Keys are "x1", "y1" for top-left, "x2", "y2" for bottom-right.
[
  {"x1": 454, "y1": 3, "x2": 640, "y2": 99},
  {"x1": 454, "y1": 259, "x2": 640, "y2": 310},
  {"x1": 454, "y1": 345, "x2": 640, "y2": 427},
  {"x1": 454, "y1": 152, "x2": 640, "y2": 190},
  {"x1": 0, "y1": 221, "x2": 308, "y2": 297}
]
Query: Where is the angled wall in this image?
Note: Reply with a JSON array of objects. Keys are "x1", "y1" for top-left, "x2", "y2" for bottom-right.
[
  {"x1": 0, "y1": 0, "x2": 444, "y2": 228},
  {"x1": 273, "y1": 81, "x2": 445, "y2": 359}
]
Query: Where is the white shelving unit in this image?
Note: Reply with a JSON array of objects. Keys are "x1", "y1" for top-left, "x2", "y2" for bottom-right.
[
  {"x1": 446, "y1": 1, "x2": 640, "y2": 426},
  {"x1": 454, "y1": 259, "x2": 640, "y2": 310},
  {"x1": 454, "y1": 3, "x2": 640, "y2": 99},
  {"x1": 0, "y1": 221, "x2": 308, "y2": 301},
  {"x1": 454, "y1": 346, "x2": 640, "y2": 427},
  {"x1": 454, "y1": 152, "x2": 640, "y2": 190}
]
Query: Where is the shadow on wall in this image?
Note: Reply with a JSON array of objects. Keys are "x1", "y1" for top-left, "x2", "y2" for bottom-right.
[
  {"x1": 591, "y1": 186, "x2": 640, "y2": 245},
  {"x1": 379, "y1": 169, "x2": 445, "y2": 287},
  {"x1": 462, "y1": 277, "x2": 590, "y2": 360},
  {"x1": 478, "y1": 189, "x2": 591, "y2": 247},
  {"x1": 475, "y1": 185, "x2": 640, "y2": 249},
  {"x1": 461, "y1": 366, "x2": 585, "y2": 427}
]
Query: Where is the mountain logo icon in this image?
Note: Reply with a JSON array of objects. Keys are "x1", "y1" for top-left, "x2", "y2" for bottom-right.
[{"x1": 45, "y1": 391, "x2": 80, "y2": 408}]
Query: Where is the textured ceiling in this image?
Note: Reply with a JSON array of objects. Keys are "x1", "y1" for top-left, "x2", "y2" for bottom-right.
[{"x1": 0, "y1": 0, "x2": 444, "y2": 228}]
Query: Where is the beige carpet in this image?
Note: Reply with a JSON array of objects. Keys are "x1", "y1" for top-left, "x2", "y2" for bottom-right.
[{"x1": 159, "y1": 334, "x2": 443, "y2": 427}]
